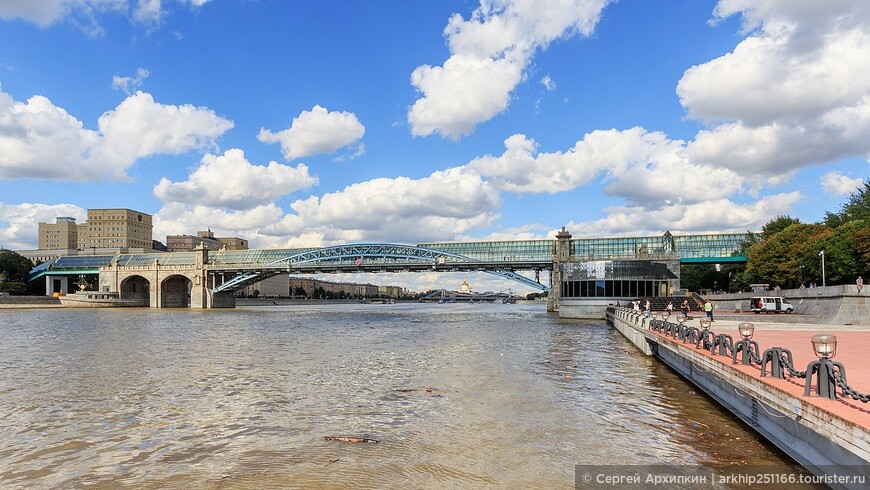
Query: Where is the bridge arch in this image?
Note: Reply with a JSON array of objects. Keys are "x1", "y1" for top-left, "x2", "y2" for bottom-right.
[
  {"x1": 212, "y1": 243, "x2": 549, "y2": 293},
  {"x1": 120, "y1": 275, "x2": 151, "y2": 305},
  {"x1": 161, "y1": 274, "x2": 192, "y2": 308}
]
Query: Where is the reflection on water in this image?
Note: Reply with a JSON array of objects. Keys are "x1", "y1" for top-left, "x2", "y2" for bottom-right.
[{"x1": 0, "y1": 304, "x2": 796, "y2": 488}]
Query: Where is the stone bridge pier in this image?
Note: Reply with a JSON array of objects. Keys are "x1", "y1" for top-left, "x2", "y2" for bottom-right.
[
  {"x1": 547, "y1": 227, "x2": 572, "y2": 313},
  {"x1": 98, "y1": 246, "x2": 236, "y2": 308}
]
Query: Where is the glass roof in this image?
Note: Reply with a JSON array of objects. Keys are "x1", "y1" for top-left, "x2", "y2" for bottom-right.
[{"x1": 35, "y1": 233, "x2": 750, "y2": 273}]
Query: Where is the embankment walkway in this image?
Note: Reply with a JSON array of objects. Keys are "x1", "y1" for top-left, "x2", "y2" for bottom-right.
[{"x1": 608, "y1": 308, "x2": 870, "y2": 489}]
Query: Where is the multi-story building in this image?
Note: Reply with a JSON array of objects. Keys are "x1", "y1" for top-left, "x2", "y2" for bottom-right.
[
  {"x1": 77, "y1": 208, "x2": 153, "y2": 250},
  {"x1": 216, "y1": 237, "x2": 248, "y2": 250},
  {"x1": 378, "y1": 285, "x2": 406, "y2": 298},
  {"x1": 38, "y1": 217, "x2": 79, "y2": 250},
  {"x1": 281, "y1": 277, "x2": 385, "y2": 299},
  {"x1": 166, "y1": 230, "x2": 249, "y2": 252}
]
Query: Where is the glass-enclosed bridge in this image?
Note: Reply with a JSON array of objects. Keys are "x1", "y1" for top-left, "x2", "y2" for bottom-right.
[{"x1": 28, "y1": 232, "x2": 749, "y2": 298}]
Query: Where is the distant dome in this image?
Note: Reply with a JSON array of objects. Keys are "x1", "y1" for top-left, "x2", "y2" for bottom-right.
[{"x1": 458, "y1": 280, "x2": 473, "y2": 294}]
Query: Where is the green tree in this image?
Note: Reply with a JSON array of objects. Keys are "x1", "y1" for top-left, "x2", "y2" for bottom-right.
[
  {"x1": 735, "y1": 231, "x2": 761, "y2": 257},
  {"x1": 680, "y1": 264, "x2": 711, "y2": 292},
  {"x1": 849, "y1": 221, "x2": 870, "y2": 272},
  {"x1": 762, "y1": 215, "x2": 801, "y2": 239},
  {"x1": 0, "y1": 250, "x2": 35, "y2": 295},
  {"x1": 824, "y1": 180, "x2": 870, "y2": 228},
  {"x1": 800, "y1": 219, "x2": 869, "y2": 284},
  {"x1": 745, "y1": 224, "x2": 832, "y2": 288}
]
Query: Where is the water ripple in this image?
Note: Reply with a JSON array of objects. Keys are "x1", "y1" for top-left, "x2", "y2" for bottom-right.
[{"x1": 0, "y1": 303, "x2": 796, "y2": 487}]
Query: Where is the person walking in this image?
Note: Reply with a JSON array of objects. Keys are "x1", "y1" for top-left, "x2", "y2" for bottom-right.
[
  {"x1": 858, "y1": 276, "x2": 864, "y2": 294},
  {"x1": 704, "y1": 300, "x2": 714, "y2": 322},
  {"x1": 681, "y1": 299, "x2": 689, "y2": 317},
  {"x1": 665, "y1": 301, "x2": 673, "y2": 317},
  {"x1": 644, "y1": 299, "x2": 651, "y2": 318}
]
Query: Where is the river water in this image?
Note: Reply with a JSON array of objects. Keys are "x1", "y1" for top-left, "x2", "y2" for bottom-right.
[{"x1": 0, "y1": 303, "x2": 798, "y2": 488}]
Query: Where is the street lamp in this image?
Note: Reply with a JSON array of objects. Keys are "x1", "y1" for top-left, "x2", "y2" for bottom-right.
[
  {"x1": 805, "y1": 334, "x2": 844, "y2": 399},
  {"x1": 811, "y1": 334, "x2": 837, "y2": 360},
  {"x1": 696, "y1": 319, "x2": 714, "y2": 350},
  {"x1": 819, "y1": 249, "x2": 826, "y2": 287},
  {"x1": 732, "y1": 322, "x2": 759, "y2": 365}
]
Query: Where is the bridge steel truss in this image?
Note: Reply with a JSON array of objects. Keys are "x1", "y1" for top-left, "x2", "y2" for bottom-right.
[{"x1": 209, "y1": 243, "x2": 552, "y2": 293}]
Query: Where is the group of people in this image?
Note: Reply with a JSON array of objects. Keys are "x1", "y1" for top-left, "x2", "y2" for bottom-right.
[
  {"x1": 618, "y1": 297, "x2": 715, "y2": 321},
  {"x1": 614, "y1": 276, "x2": 865, "y2": 321}
]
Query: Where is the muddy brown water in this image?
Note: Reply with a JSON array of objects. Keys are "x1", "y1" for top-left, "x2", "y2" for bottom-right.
[{"x1": 0, "y1": 303, "x2": 801, "y2": 488}]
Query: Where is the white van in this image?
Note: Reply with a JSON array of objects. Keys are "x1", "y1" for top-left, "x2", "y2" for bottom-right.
[{"x1": 750, "y1": 296, "x2": 794, "y2": 314}]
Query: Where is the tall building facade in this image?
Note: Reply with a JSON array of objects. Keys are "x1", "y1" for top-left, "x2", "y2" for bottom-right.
[
  {"x1": 166, "y1": 230, "x2": 249, "y2": 252},
  {"x1": 38, "y1": 217, "x2": 79, "y2": 250},
  {"x1": 77, "y1": 208, "x2": 153, "y2": 249}
]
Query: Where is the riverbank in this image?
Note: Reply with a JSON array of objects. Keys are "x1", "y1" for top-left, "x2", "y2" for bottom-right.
[
  {"x1": 607, "y1": 308, "x2": 870, "y2": 488},
  {"x1": 0, "y1": 295, "x2": 62, "y2": 308}
]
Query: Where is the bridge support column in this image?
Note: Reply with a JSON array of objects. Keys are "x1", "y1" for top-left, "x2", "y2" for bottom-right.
[
  {"x1": 150, "y1": 259, "x2": 161, "y2": 308},
  {"x1": 210, "y1": 291, "x2": 236, "y2": 308},
  {"x1": 548, "y1": 227, "x2": 573, "y2": 312},
  {"x1": 190, "y1": 281, "x2": 209, "y2": 309}
]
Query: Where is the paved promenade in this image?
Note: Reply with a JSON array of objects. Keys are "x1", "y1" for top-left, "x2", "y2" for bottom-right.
[{"x1": 652, "y1": 314, "x2": 870, "y2": 430}]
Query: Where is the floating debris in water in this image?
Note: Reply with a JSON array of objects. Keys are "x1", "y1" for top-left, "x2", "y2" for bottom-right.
[{"x1": 324, "y1": 436, "x2": 379, "y2": 443}]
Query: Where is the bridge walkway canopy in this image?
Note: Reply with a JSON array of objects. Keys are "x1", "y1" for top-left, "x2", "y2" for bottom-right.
[{"x1": 27, "y1": 233, "x2": 750, "y2": 282}]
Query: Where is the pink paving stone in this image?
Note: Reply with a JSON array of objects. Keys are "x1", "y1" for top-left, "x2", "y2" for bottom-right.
[{"x1": 648, "y1": 325, "x2": 870, "y2": 429}]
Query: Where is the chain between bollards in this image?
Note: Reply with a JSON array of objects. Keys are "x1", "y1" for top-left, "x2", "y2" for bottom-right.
[{"x1": 613, "y1": 307, "x2": 870, "y2": 403}]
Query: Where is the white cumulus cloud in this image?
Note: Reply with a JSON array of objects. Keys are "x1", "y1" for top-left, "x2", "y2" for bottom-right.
[
  {"x1": 0, "y1": 202, "x2": 86, "y2": 250},
  {"x1": 678, "y1": 0, "x2": 870, "y2": 175},
  {"x1": 152, "y1": 202, "x2": 284, "y2": 245},
  {"x1": 561, "y1": 192, "x2": 802, "y2": 238},
  {"x1": 468, "y1": 127, "x2": 744, "y2": 208},
  {"x1": 408, "y1": 0, "x2": 612, "y2": 139},
  {"x1": 153, "y1": 148, "x2": 317, "y2": 210},
  {"x1": 257, "y1": 105, "x2": 365, "y2": 161},
  {"x1": 0, "y1": 87, "x2": 233, "y2": 182},
  {"x1": 151, "y1": 166, "x2": 500, "y2": 249},
  {"x1": 111, "y1": 67, "x2": 150, "y2": 95},
  {"x1": 820, "y1": 171, "x2": 864, "y2": 197},
  {"x1": 259, "y1": 166, "x2": 501, "y2": 246}
]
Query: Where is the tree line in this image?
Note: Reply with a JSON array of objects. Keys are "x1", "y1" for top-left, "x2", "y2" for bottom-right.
[{"x1": 682, "y1": 180, "x2": 870, "y2": 292}]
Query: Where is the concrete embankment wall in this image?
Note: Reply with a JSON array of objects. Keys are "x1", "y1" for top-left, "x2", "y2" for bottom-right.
[
  {"x1": 607, "y1": 309, "x2": 870, "y2": 487},
  {"x1": 0, "y1": 296, "x2": 62, "y2": 308},
  {"x1": 706, "y1": 285, "x2": 869, "y2": 326}
]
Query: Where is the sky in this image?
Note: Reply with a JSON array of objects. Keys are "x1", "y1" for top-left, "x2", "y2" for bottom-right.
[{"x1": 1, "y1": 0, "x2": 869, "y2": 293}]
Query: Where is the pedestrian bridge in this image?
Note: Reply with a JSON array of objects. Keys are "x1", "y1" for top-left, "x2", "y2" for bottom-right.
[{"x1": 27, "y1": 232, "x2": 750, "y2": 308}]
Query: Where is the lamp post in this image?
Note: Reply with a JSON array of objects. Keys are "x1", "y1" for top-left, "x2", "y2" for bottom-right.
[
  {"x1": 732, "y1": 322, "x2": 759, "y2": 365},
  {"x1": 804, "y1": 334, "x2": 845, "y2": 399},
  {"x1": 819, "y1": 249, "x2": 826, "y2": 287},
  {"x1": 696, "y1": 319, "x2": 714, "y2": 350}
]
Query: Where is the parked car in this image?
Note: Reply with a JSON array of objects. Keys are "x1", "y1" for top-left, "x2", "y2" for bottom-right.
[{"x1": 750, "y1": 296, "x2": 794, "y2": 314}]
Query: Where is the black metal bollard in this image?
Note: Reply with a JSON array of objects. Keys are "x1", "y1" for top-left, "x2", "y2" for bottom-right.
[
  {"x1": 732, "y1": 338, "x2": 760, "y2": 365},
  {"x1": 804, "y1": 358, "x2": 847, "y2": 399},
  {"x1": 710, "y1": 333, "x2": 733, "y2": 357},
  {"x1": 760, "y1": 347, "x2": 793, "y2": 378}
]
